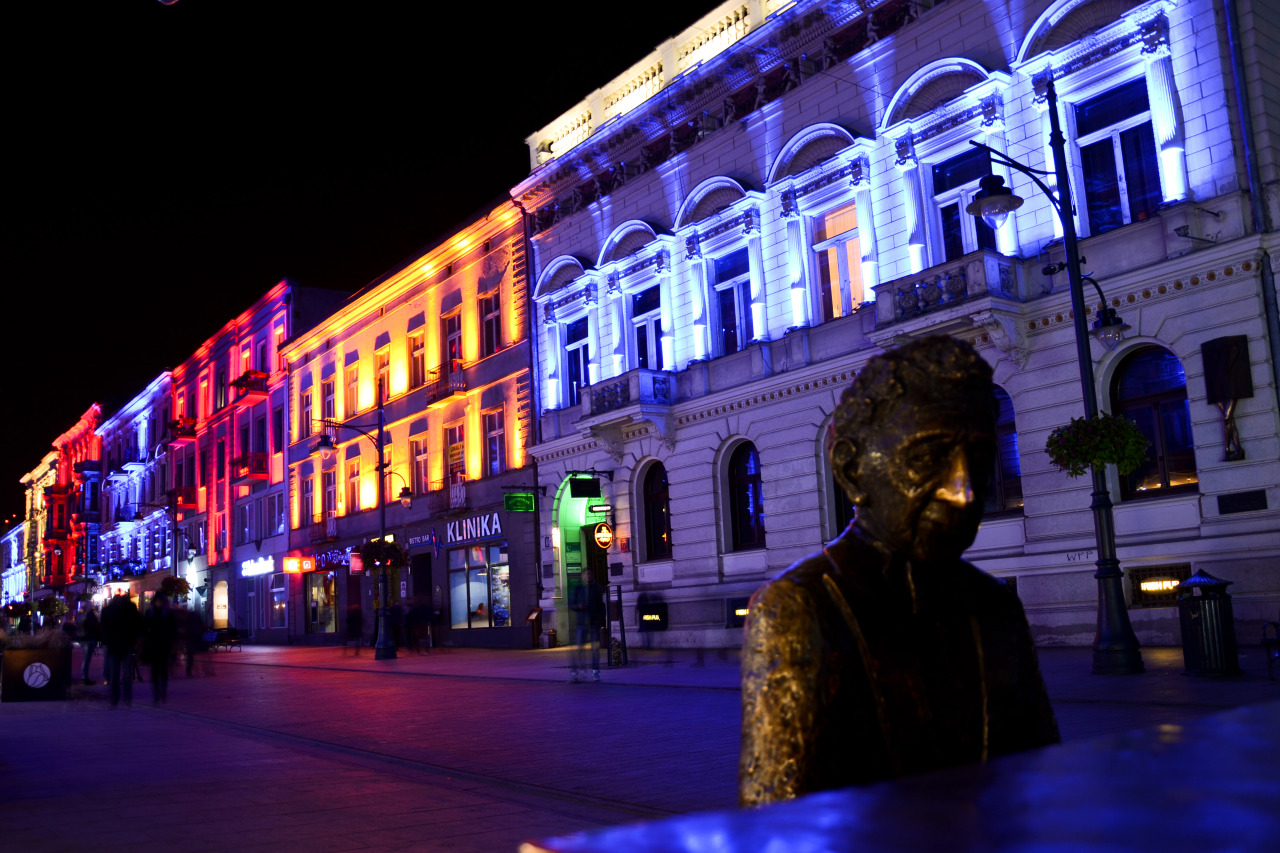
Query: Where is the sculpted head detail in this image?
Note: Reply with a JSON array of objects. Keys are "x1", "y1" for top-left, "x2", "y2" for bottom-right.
[{"x1": 829, "y1": 336, "x2": 997, "y2": 564}]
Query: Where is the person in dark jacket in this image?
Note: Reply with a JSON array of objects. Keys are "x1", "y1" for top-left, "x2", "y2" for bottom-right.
[
  {"x1": 142, "y1": 593, "x2": 178, "y2": 704},
  {"x1": 569, "y1": 569, "x2": 606, "y2": 683},
  {"x1": 79, "y1": 608, "x2": 101, "y2": 685},
  {"x1": 100, "y1": 593, "x2": 143, "y2": 707}
]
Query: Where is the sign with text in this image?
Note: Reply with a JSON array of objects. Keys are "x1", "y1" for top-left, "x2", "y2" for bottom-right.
[{"x1": 504, "y1": 492, "x2": 535, "y2": 512}]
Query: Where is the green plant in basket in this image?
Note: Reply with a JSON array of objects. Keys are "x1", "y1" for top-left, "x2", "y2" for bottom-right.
[{"x1": 1045, "y1": 413, "x2": 1149, "y2": 478}]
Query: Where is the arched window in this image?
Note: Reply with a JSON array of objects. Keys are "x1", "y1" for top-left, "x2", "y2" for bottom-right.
[
  {"x1": 985, "y1": 386, "x2": 1024, "y2": 514},
  {"x1": 728, "y1": 443, "x2": 766, "y2": 550},
  {"x1": 1111, "y1": 346, "x2": 1198, "y2": 499},
  {"x1": 642, "y1": 463, "x2": 672, "y2": 560},
  {"x1": 832, "y1": 471, "x2": 856, "y2": 535}
]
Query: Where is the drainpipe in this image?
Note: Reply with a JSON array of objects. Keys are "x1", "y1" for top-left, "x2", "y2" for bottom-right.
[{"x1": 1224, "y1": 0, "x2": 1280, "y2": 410}]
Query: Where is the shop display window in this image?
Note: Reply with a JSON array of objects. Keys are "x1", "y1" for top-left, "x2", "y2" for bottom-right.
[{"x1": 447, "y1": 542, "x2": 510, "y2": 629}]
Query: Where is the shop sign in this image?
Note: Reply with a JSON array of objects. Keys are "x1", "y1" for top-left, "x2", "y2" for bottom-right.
[
  {"x1": 241, "y1": 556, "x2": 275, "y2": 577},
  {"x1": 593, "y1": 522, "x2": 613, "y2": 550},
  {"x1": 311, "y1": 548, "x2": 352, "y2": 570},
  {"x1": 504, "y1": 492, "x2": 535, "y2": 512},
  {"x1": 446, "y1": 512, "x2": 503, "y2": 544},
  {"x1": 283, "y1": 557, "x2": 316, "y2": 574}
]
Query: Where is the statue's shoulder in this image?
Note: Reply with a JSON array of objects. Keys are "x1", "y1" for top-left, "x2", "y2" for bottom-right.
[{"x1": 748, "y1": 553, "x2": 830, "y2": 614}]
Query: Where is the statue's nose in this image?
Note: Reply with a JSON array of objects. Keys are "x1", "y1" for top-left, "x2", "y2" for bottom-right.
[{"x1": 934, "y1": 449, "x2": 974, "y2": 507}]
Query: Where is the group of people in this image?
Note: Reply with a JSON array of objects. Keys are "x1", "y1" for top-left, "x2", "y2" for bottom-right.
[{"x1": 78, "y1": 592, "x2": 209, "y2": 707}]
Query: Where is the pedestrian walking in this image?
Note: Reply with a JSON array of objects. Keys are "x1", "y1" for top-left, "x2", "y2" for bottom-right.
[
  {"x1": 570, "y1": 569, "x2": 605, "y2": 683},
  {"x1": 79, "y1": 608, "x2": 101, "y2": 685},
  {"x1": 100, "y1": 593, "x2": 142, "y2": 707},
  {"x1": 142, "y1": 593, "x2": 178, "y2": 704}
]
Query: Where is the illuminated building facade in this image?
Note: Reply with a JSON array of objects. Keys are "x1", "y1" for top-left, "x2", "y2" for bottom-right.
[
  {"x1": 517, "y1": 0, "x2": 1280, "y2": 646},
  {"x1": 2, "y1": 523, "x2": 27, "y2": 613},
  {"x1": 283, "y1": 201, "x2": 537, "y2": 648},
  {"x1": 97, "y1": 374, "x2": 176, "y2": 610},
  {"x1": 167, "y1": 280, "x2": 346, "y2": 636},
  {"x1": 19, "y1": 452, "x2": 58, "y2": 617},
  {"x1": 51, "y1": 404, "x2": 103, "y2": 612}
]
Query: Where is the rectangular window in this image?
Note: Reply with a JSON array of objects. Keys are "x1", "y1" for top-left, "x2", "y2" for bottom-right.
[
  {"x1": 269, "y1": 573, "x2": 287, "y2": 629},
  {"x1": 484, "y1": 409, "x2": 506, "y2": 477},
  {"x1": 299, "y1": 392, "x2": 313, "y2": 439},
  {"x1": 266, "y1": 491, "x2": 285, "y2": 536},
  {"x1": 411, "y1": 437, "x2": 430, "y2": 495},
  {"x1": 322, "y1": 470, "x2": 337, "y2": 518},
  {"x1": 375, "y1": 350, "x2": 390, "y2": 402},
  {"x1": 932, "y1": 147, "x2": 997, "y2": 262},
  {"x1": 254, "y1": 415, "x2": 267, "y2": 456},
  {"x1": 565, "y1": 316, "x2": 590, "y2": 409},
  {"x1": 345, "y1": 461, "x2": 360, "y2": 514},
  {"x1": 322, "y1": 379, "x2": 335, "y2": 421},
  {"x1": 257, "y1": 341, "x2": 268, "y2": 373},
  {"x1": 409, "y1": 333, "x2": 426, "y2": 389},
  {"x1": 345, "y1": 364, "x2": 359, "y2": 416},
  {"x1": 713, "y1": 248, "x2": 753, "y2": 356},
  {"x1": 812, "y1": 201, "x2": 864, "y2": 322},
  {"x1": 272, "y1": 406, "x2": 283, "y2": 453},
  {"x1": 216, "y1": 371, "x2": 228, "y2": 410},
  {"x1": 300, "y1": 477, "x2": 314, "y2": 525},
  {"x1": 631, "y1": 284, "x2": 663, "y2": 370},
  {"x1": 443, "y1": 313, "x2": 463, "y2": 373},
  {"x1": 446, "y1": 423, "x2": 466, "y2": 484},
  {"x1": 237, "y1": 501, "x2": 256, "y2": 545},
  {"x1": 1075, "y1": 78, "x2": 1161, "y2": 235},
  {"x1": 481, "y1": 291, "x2": 502, "y2": 358}
]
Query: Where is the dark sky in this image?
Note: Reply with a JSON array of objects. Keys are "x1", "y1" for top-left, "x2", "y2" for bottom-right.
[{"x1": 3, "y1": 0, "x2": 724, "y2": 527}]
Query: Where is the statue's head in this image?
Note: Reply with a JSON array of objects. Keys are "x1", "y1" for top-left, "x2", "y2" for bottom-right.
[{"x1": 829, "y1": 336, "x2": 997, "y2": 563}]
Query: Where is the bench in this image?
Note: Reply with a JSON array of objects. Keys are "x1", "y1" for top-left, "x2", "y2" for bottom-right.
[{"x1": 207, "y1": 629, "x2": 242, "y2": 652}]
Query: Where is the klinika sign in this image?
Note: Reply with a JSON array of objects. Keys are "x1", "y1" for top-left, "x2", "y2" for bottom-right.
[{"x1": 446, "y1": 512, "x2": 503, "y2": 544}]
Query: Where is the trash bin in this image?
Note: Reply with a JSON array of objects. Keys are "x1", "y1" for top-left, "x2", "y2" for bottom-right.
[
  {"x1": 1177, "y1": 569, "x2": 1239, "y2": 676},
  {"x1": 541, "y1": 628, "x2": 557, "y2": 649}
]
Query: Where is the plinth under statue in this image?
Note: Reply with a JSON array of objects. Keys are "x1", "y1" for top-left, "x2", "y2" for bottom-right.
[{"x1": 739, "y1": 336, "x2": 1060, "y2": 807}]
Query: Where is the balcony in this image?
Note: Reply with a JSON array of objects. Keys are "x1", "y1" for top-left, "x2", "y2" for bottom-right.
[
  {"x1": 72, "y1": 460, "x2": 101, "y2": 479},
  {"x1": 230, "y1": 452, "x2": 269, "y2": 485},
  {"x1": 872, "y1": 249, "x2": 1027, "y2": 330},
  {"x1": 112, "y1": 504, "x2": 140, "y2": 525},
  {"x1": 106, "y1": 448, "x2": 144, "y2": 481},
  {"x1": 168, "y1": 418, "x2": 197, "y2": 445},
  {"x1": 424, "y1": 363, "x2": 467, "y2": 405},
  {"x1": 571, "y1": 368, "x2": 676, "y2": 444},
  {"x1": 171, "y1": 486, "x2": 198, "y2": 510},
  {"x1": 231, "y1": 370, "x2": 270, "y2": 406},
  {"x1": 424, "y1": 481, "x2": 469, "y2": 515},
  {"x1": 308, "y1": 513, "x2": 338, "y2": 544}
]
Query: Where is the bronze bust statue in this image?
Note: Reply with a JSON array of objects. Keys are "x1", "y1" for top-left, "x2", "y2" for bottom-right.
[{"x1": 739, "y1": 336, "x2": 1060, "y2": 807}]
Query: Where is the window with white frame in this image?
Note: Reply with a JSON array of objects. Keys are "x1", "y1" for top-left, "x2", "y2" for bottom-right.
[
  {"x1": 237, "y1": 500, "x2": 256, "y2": 545},
  {"x1": 712, "y1": 248, "x2": 753, "y2": 355},
  {"x1": 409, "y1": 333, "x2": 426, "y2": 389},
  {"x1": 1074, "y1": 78, "x2": 1161, "y2": 235},
  {"x1": 345, "y1": 461, "x2": 361, "y2": 514},
  {"x1": 375, "y1": 350, "x2": 390, "y2": 402},
  {"x1": 932, "y1": 147, "x2": 998, "y2": 262},
  {"x1": 631, "y1": 284, "x2": 664, "y2": 370},
  {"x1": 481, "y1": 291, "x2": 502, "y2": 358},
  {"x1": 300, "y1": 477, "x2": 314, "y2": 525},
  {"x1": 299, "y1": 391, "x2": 313, "y2": 439},
  {"x1": 266, "y1": 491, "x2": 285, "y2": 536},
  {"x1": 443, "y1": 312, "x2": 463, "y2": 373},
  {"x1": 411, "y1": 437, "x2": 430, "y2": 495},
  {"x1": 322, "y1": 379, "x2": 335, "y2": 421},
  {"x1": 812, "y1": 200, "x2": 864, "y2": 321},
  {"x1": 564, "y1": 316, "x2": 590, "y2": 408},
  {"x1": 446, "y1": 422, "x2": 466, "y2": 484},
  {"x1": 322, "y1": 470, "x2": 337, "y2": 519},
  {"x1": 344, "y1": 364, "x2": 359, "y2": 416},
  {"x1": 483, "y1": 408, "x2": 506, "y2": 477}
]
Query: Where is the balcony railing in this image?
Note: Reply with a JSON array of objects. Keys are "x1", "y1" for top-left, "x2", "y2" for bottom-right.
[
  {"x1": 168, "y1": 418, "x2": 197, "y2": 444},
  {"x1": 171, "y1": 486, "x2": 198, "y2": 510},
  {"x1": 231, "y1": 370, "x2": 270, "y2": 406},
  {"x1": 584, "y1": 368, "x2": 675, "y2": 418},
  {"x1": 308, "y1": 513, "x2": 338, "y2": 544},
  {"x1": 424, "y1": 362, "x2": 467, "y2": 405},
  {"x1": 424, "y1": 480, "x2": 469, "y2": 515},
  {"x1": 873, "y1": 249, "x2": 1021, "y2": 327},
  {"x1": 230, "y1": 452, "x2": 269, "y2": 484}
]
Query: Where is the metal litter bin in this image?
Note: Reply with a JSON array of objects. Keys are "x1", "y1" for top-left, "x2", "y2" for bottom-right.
[{"x1": 1177, "y1": 569, "x2": 1239, "y2": 676}]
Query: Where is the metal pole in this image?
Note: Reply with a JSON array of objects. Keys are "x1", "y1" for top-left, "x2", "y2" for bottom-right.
[
  {"x1": 1044, "y1": 80, "x2": 1143, "y2": 674},
  {"x1": 374, "y1": 380, "x2": 396, "y2": 660}
]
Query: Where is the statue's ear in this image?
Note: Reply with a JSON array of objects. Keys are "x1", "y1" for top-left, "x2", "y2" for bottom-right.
[{"x1": 830, "y1": 437, "x2": 863, "y2": 505}]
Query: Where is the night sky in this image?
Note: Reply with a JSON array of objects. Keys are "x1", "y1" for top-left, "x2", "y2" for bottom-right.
[{"x1": 3, "y1": 0, "x2": 725, "y2": 527}]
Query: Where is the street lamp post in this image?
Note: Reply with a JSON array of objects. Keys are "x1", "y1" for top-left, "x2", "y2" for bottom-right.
[
  {"x1": 313, "y1": 382, "x2": 411, "y2": 661},
  {"x1": 967, "y1": 78, "x2": 1144, "y2": 675}
]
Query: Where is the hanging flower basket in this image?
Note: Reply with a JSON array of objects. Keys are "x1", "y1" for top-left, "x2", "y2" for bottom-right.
[
  {"x1": 359, "y1": 539, "x2": 407, "y2": 569},
  {"x1": 1045, "y1": 414, "x2": 1149, "y2": 478}
]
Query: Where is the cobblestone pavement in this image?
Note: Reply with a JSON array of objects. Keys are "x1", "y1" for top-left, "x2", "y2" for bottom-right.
[{"x1": 2, "y1": 642, "x2": 1276, "y2": 852}]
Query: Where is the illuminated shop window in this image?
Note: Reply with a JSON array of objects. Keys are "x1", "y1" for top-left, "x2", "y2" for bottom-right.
[
  {"x1": 1075, "y1": 78, "x2": 1160, "y2": 235},
  {"x1": 269, "y1": 573, "x2": 287, "y2": 629},
  {"x1": 713, "y1": 248, "x2": 753, "y2": 356},
  {"x1": 1111, "y1": 346, "x2": 1198, "y2": 500},
  {"x1": 448, "y1": 542, "x2": 510, "y2": 629},
  {"x1": 564, "y1": 316, "x2": 590, "y2": 408},
  {"x1": 306, "y1": 570, "x2": 337, "y2": 633},
  {"x1": 728, "y1": 442, "x2": 766, "y2": 551},
  {"x1": 932, "y1": 147, "x2": 997, "y2": 262},
  {"x1": 812, "y1": 200, "x2": 863, "y2": 321}
]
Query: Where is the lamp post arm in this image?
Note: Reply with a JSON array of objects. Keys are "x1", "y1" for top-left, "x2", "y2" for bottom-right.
[
  {"x1": 315, "y1": 419, "x2": 382, "y2": 456},
  {"x1": 968, "y1": 140, "x2": 1061, "y2": 217}
]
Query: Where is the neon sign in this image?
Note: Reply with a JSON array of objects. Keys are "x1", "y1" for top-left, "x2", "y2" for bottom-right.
[{"x1": 241, "y1": 556, "x2": 275, "y2": 577}]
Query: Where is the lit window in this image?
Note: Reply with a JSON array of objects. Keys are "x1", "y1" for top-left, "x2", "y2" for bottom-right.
[
  {"x1": 932, "y1": 147, "x2": 997, "y2": 262},
  {"x1": 631, "y1": 284, "x2": 663, "y2": 370},
  {"x1": 409, "y1": 333, "x2": 426, "y2": 389},
  {"x1": 812, "y1": 201, "x2": 863, "y2": 321},
  {"x1": 443, "y1": 313, "x2": 463, "y2": 374},
  {"x1": 713, "y1": 248, "x2": 753, "y2": 355},
  {"x1": 322, "y1": 470, "x2": 337, "y2": 519},
  {"x1": 411, "y1": 437, "x2": 430, "y2": 495},
  {"x1": 345, "y1": 364, "x2": 359, "y2": 416},
  {"x1": 446, "y1": 423, "x2": 466, "y2": 484},
  {"x1": 728, "y1": 443, "x2": 765, "y2": 550},
  {"x1": 484, "y1": 409, "x2": 506, "y2": 477},
  {"x1": 1111, "y1": 346, "x2": 1198, "y2": 499},
  {"x1": 300, "y1": 477, "x2": 314, "y2": 525},
  {"x1": 564, "y1": 316, "x2": 590, "y2": 408},
  {"x1": 375, "y1": 350, "x2": 390, "y2": 402},
  {"x1": 345, "y1": 461, "x2": 360, "y2": 514},
  {"x1": 1075, "y1": 79, "x2": 1161, "y2": 235},
  {"x1": 481, "y1": 292, "x2": 502, "y2": 358},
  {"x1": 322, "y1": 379, "x2": 335, "y2": 421}
]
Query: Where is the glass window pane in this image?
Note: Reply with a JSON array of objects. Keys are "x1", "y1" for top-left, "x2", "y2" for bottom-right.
[
  {"x1": 637, "y1": 324, "x2": 651, "y2": 369},
  {"x1": 566, "y1": 317, "x2": 589, "y2": 345},
  {"x1": 1081, "y1": 138, "x2": 1123, "y2": 234},
  {"x1": 932, "y1": 147, "x2": 991, "y2": 194},
  {"x1": 449, "y1": 569, "x2": 470, "y2": 629},
  {"x1": 844, "y1": 237, "x2": 864, "y2": 306},
  {"x1": 1160, "y1": 399, "x2": 1198, "y2": 488},
  {"x1": 940, "y1": 202, "x2": 965, "y2": 261},
  {"x1": 1120, "y1": 405, "x2": 1163, "y2": 494},
  {"x1": 719, "y1": 288, "x2": 740, "y2": 354},
  {"x1": 715, "y1": 248, "x2": 750, "y2": 281},
  {"x1": 1115, "y1": 349, "x2": 1187, "y2": 397},
  {"x1": 815, "y1": 202, "x2": 857, "y2": 241},
  {"x1": 820, "y1": 247, "x2": 839, "y2": 321},
  {"x1": 1075, "y1": 78, "x2": 1150, "y2": 137},
  {"x1": 468, "y1": 567, "x2": 489, "y2": 627},
  {"x1": 1121, "y1": 123, "x2": 1161, "y2": 223},
  {"x1": 489, "y1": 564, "x2": 510, "y2": 627},
  {"x1": 632, "y1": 284, "x2": 660, "y2": 316}
]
